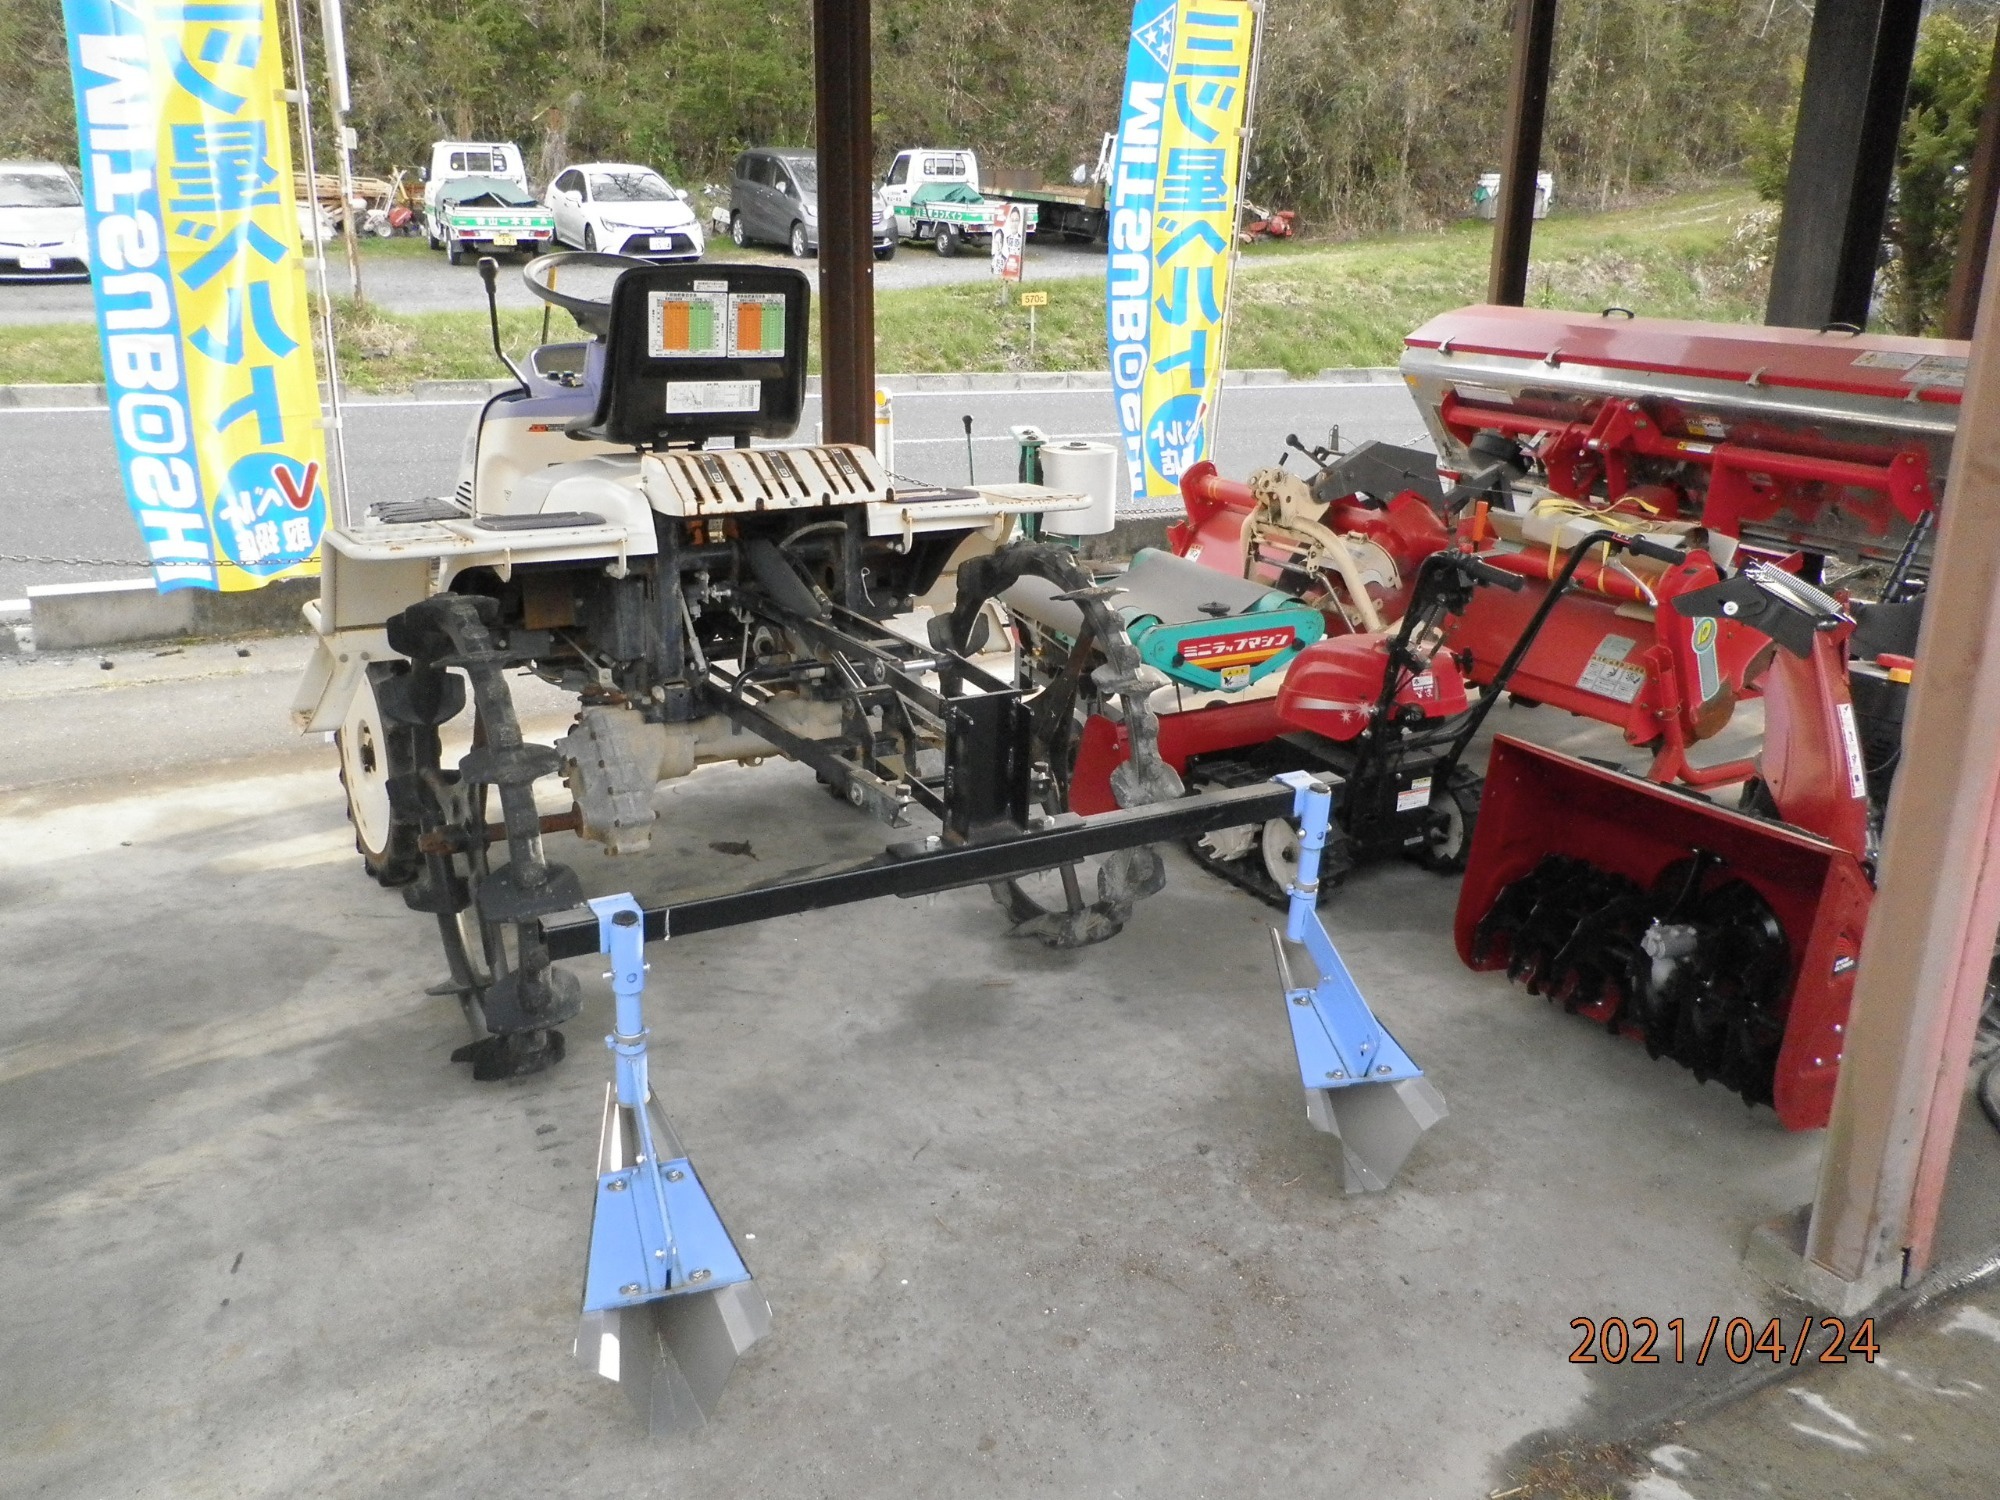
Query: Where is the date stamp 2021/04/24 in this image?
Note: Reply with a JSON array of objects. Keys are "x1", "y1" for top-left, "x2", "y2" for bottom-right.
[{"x1": 1569, "y1": 1316, "x2": 1879, "y2": 1366}]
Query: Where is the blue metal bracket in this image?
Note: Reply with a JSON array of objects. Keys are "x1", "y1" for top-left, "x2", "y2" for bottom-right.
[
  {"x1": 1271, "y1": 773, "x2": 1424, "y2": 1091},
  {"x1": 581, "y1": 893, "x2": 753, "y2": 1315}
]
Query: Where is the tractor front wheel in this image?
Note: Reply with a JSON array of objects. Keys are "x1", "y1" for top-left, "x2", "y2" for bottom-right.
[{"x1": 337, "y1": 662, "x2": 430, "y2": 887}]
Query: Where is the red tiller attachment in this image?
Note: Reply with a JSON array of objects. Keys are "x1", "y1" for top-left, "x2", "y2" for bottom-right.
[{"x1": 1454, "y1": 736, "x2": 1873, "y2": 1130}]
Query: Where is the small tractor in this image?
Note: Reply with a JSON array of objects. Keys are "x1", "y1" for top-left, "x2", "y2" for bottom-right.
[{"x1": 291, "y1": 253, "x2": 1443, "y2": 1432}]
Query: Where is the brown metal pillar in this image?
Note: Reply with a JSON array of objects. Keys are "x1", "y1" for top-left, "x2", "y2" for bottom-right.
[
  {"x1": 1943, "y1": 27, "x2": 2000, "y2": 340},
  {"x1": 1803, "y1": 206, "x2": 2000, "y2": 1299},
  {"x1": 813, "y1": 0, "x2": 875, "y2": 449},
  {"x1": 1486, "y1": 0, "x2": 1559, "y2": 306}
]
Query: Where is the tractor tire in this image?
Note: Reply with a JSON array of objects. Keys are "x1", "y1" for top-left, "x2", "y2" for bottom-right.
[
  {"x1": 934, "y1": 223, "x2": 961, "y2": 257},
  {"x1": 789, "y1": 221, "x2": 810, "y2": 258},
  {"x1": 1413, "y1": 769, "x2": 1482, "y2": 873},
  {"x1": 730, "y1": 212, "x2": 748, "y2": 248},
  {"x1": 337, "y1": 661, "x2": 428, "y2": 887}
]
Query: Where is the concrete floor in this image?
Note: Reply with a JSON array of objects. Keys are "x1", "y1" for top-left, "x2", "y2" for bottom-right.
[{"x1": 0, "y1": 640, "x2": 1992, "y2": 1498}]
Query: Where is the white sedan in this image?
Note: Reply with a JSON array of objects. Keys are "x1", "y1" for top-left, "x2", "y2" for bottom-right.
[
  {"x1": 545, "y1": 163, "x2": 705, "y2": 261},
  {"x1": 0, "y1": 161, "x2": 89, "y2": 280}
]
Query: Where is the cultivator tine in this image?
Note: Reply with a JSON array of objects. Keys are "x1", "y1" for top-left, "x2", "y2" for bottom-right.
[
  {"x1": 1270, "y1": 773, "x2": 1445, "y2": 1192},
  {"x1": 574, "y1": 896, "x2": 768, "y2": 1435}
]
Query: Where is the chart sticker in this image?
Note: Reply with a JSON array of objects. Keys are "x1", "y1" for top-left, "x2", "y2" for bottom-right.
[
  {"x1": 729, "y1": 293, "x2": 787, "y2": 356},
  {"x1": 1578, "y1": 634, "x2": 1646, "y2": 703},
  {"x1": 648, "y1": 290, "x2": 728, "y2": 358},
  {"x1": 665, "y1": 382, "x2": 761, "y2": 415}
]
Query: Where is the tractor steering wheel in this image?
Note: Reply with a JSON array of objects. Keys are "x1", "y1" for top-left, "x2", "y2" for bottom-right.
[{"x1": 521, "y1": 250, "x2": 657, "y2": 339}]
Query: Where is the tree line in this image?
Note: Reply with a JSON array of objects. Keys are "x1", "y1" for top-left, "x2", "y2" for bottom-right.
[{"x1": 7, "y1": 0, "x2": 1999, "y2": 331}]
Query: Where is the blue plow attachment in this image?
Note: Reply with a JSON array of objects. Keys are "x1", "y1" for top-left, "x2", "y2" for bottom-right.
[
  {"x1": 573, "y1": 895, "x2": 769, "y2": 1435},
  {"x1": 1270, "y1": 774, "x2": 1447, "y2": 1192}
]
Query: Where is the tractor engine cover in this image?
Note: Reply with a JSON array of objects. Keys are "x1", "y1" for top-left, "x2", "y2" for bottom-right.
[{"x1": 1277, "y1": 636, "x2": 1469, "y2": 742}]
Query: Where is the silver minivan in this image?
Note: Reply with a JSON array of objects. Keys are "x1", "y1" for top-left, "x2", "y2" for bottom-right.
[{"x1": 728, "y1": 148, "x2": 895, "y2": 260}]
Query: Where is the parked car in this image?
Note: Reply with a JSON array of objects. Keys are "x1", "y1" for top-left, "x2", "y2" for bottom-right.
[
  {"x1": 728, "y1": 147, "x2": 895, "y2": 260},
  {"x1": 428, "y1": 177, "x2": 555, "y2": 264},
  {"x1": 545, "y1": 163, "x2": 704, "y2": 260},
  {"x1": 0, "y1": 161, "x2": 89, "y2": 280}
]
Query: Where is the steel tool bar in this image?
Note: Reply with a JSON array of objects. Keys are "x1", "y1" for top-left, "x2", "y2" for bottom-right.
[{"x1": 538, "y1": 782, "x2": 1297, "y2": 957}]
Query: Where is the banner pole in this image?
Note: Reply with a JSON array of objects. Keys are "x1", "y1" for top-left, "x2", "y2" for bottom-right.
[
  {"x1": 320, "y1": 0, "x2": 366, "y2": 305},
  {"x1": 1203, "y1": 0, "x2": 1266, "y2": 463},
  {"x1": 283, "y1": 0, "x2": 353, "y2": 529}
]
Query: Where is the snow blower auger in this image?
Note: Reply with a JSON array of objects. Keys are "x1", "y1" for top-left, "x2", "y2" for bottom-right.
[{"x1": 1455, "y1": 562, "x2": 1877, "y2": 1129}]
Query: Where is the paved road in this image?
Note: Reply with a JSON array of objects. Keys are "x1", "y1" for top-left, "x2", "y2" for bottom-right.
[
  {"x1": 0, "y1": 380, "x2": 1430, "y2": 602},
  {"x1": 0, "y1": 234, "x2": 1110, "y2": 325}
]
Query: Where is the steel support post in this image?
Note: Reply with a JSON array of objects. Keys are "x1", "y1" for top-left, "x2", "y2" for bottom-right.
[
  {"x1": 1802, "y1": 199, "x2": 2000, "y2": 1300},
  {"x1": 1943, "y1": 28, "x2": 2000, "y2": 339},
  {"x1": 1486, "y1": 0, "x2": 1558, "y2": 307},
  {"x1": 812, "y1": 0, "x2": 876, "y2": 449},
  {"x1": 1765, "y1": 0, "x2": 1922, "y2": 330}
]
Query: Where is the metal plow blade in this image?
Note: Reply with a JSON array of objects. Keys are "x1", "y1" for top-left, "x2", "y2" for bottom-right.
[
  {"x1": 573, "y1": 895, "x2": 768, "y2": 1435},
  {"x1": 575, "y1": 1086, "x2": 771, "y2": 1436},
  {"x1": 1275, "y1": 930, "x2": 1448, "y2": 1192},
  {"x1": 1268, "y1": 771, "x2": 1446, "y2": 1192}
]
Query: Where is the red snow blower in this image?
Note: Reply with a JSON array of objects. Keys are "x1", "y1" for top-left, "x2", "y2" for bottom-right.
[{"x1": 1457, "y1": 562, "x2": 1876, "y2": 1129}]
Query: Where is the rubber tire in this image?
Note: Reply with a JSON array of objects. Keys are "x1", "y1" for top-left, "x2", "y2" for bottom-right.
[
  {"x1": 584, "y1": 223, "x2": 597, "y2": 252},
  {"x1": 1414, "y1": 771, "x2": 1482, "y2": 874},
  {"x1": 875, "y1": 238, "x2": 897, "y2": 261},
  {"x1": 934, "y1": 223, "x2": 961, "y2": 258},
  {"x1": 1260, "y1": 817, "x2": 1350, "y2": 901},
  {"x1": 731, "y1": 212, "x2": 748, "y2": 248},
  {"x1": 447, "y1": 238, "x2": 464, "y2": 266},
  {"x1": 789, "y1": 221, "x2": 810, "y2": 258},
  {"x1": 337, "y1": 663, "x2": 424, "y2": 888}
]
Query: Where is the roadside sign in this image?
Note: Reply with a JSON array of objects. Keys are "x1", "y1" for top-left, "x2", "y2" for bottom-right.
[
  {"x1": 993, "y1": 202, "x2": 1026, "y2": 283},
  {"x1": 1020, "y1": 291, "x2": 1049, "y2": 307}
]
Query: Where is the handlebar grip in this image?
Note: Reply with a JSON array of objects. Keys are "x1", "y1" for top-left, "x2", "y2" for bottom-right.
[
  {"x1": 1622, "y1": 535, "x2": 1685, "y2": 564},
  {"x1": 1464, "y1": 556, "x2": 1528, "y2": 592}
]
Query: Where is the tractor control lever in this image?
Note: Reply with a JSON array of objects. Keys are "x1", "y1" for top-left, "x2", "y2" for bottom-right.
[
  {"x1": 478, "y1": 256, "x2": 531, "y2": 397},
  {"x1": 1286, "y1": 432, "x2": 1333, "y2": 467}
]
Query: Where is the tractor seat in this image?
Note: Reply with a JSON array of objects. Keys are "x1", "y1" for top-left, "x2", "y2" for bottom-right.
[{"x1": 564, "y1": 262, "x2": 810, "y2": 449}]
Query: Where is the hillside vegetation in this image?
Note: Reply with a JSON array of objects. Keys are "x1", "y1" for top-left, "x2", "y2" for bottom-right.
[{"x1": 5, "y1": 0, "x2": 1807, "y2": 234}]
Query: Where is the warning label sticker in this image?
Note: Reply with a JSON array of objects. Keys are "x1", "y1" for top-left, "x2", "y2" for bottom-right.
[
  {"x1": 1899, "y1": 354, "x2": 1968, "y2": 390},
  {"x1": 1396, "y1": 774, "x2": 1434, "y2": 813},
  {"x1": 1578, "y1": 634, "x2": 1646, "y2": 703},
  {"x1": 1851, "y1": 350, "x2": 1924, "y2": 371},
  {"x1": 1835, "y1": 701, "x2": 1869, "y2": 799}
]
